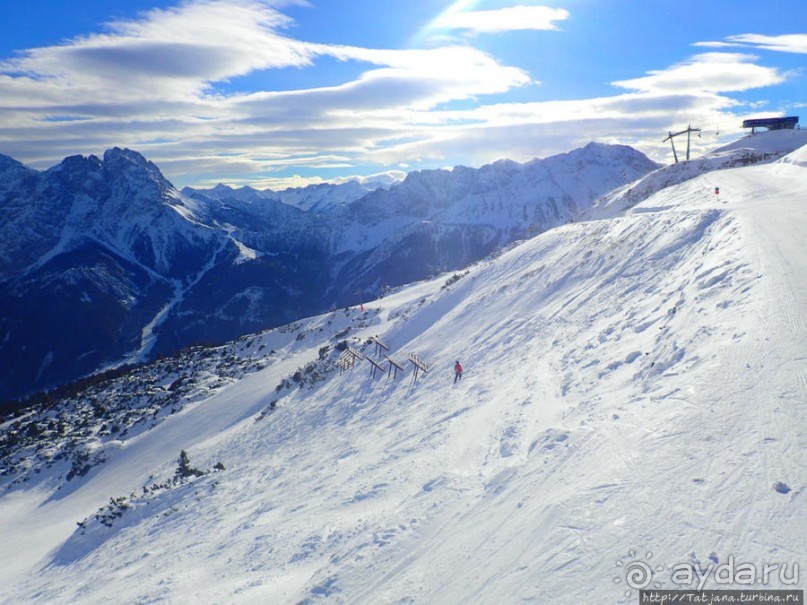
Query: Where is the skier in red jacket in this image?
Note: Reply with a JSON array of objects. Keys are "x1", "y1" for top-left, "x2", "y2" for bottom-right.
[{"x1": 454, "y1": 360, "x2": 463, "y2": 383}]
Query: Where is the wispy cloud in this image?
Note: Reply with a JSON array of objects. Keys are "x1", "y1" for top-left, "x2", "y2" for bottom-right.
[
  {"x1": 696, "y1": 33, "x2": 807, "y2": 55},
  {"x1": 0, "y1": 0, "x2": 315, "y2": 102},
  {"x1": 612, "y1": 53, "x2": 787, "y2": 94},
  {"x1": 434, "y1": 5, "x2": 569, "y2": 34},
  {"x1": 237, "y1": 45, "x2": 532, "y2": 115},
  {"x1": 0, "y1": 0, "x2": 796, "y2": 186},
  {"x1": 0, "y1": 0, "x2": 534, "y2": 179}
]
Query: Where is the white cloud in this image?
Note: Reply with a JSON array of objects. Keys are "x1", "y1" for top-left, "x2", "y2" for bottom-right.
[
  {"x1": 434, "y1": 5, "x2": 570, "y2": 34},
  {"x1": 613, "y1": 53, "x2": 787, "y2": 94},
  {"x1": 0, "y1": 0, "x2": 797, "y2": 186},
  {"x1": 0, "y1": 0, "x2": 535, "y2": 178},
  {"x1": 355, "y1": 89, "x2": 743, "y2": 168},
  {"x1": 0, "y1": 0, "x2": 316, "y2": 101},
  {"x1": 696, "y1": 33, "x2": 807, "y2": 55},
  {"x1": 0, "y1": 1, "x2": 530, "y2": 117},
  {"x1": 234, "y1": 45, "x2": 532, "y2": 116}
]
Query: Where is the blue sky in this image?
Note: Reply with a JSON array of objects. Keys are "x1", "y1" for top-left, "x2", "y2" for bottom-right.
[{"x1": 0, "y1": 0, "x2": 804, "y2": 189}]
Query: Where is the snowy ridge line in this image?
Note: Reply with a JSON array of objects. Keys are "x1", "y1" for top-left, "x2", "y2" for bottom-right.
[{"x1": 588, "y1": 129, "x2": 807, "y2": 220}]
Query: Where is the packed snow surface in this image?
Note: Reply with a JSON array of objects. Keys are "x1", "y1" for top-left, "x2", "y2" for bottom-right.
[{"x1": 0, "y1": 135, "x2": 804, "y2": 603}]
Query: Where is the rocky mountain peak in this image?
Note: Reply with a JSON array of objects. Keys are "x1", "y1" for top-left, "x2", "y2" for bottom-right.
[{"x1": 101, "y1": 147, "x2": 176, "y2": 197}]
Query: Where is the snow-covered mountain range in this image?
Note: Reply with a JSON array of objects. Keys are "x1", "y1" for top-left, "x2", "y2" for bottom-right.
[
  {"x1": 184, "y1": 175, "x2": 397, "y2": 214},
  {"x1": 0, "y1": 130, "x2": 804, "y2": 603},
  {"x1": 0, "y1": 142, "x2": 657, "y2": 402}
]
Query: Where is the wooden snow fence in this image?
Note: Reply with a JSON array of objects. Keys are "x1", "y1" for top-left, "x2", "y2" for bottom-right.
[
  {"x1": 339, "y1": 336, "x2": 429, "y2": 384},
  {"x1": 408, "y1": 353, "x2": 429, "y2": 381},
  {"x1": 370, "y1": 336, "x2": 389, "y2": 358},
  {"x1": 337, "y1": 346, "x2": 364, "y2": 373},
  {"x1": 367, "y1": 357, "x2": 385, "y2": 379},
  {"x1": 385, "y1": 355, "x2": 405, "y2": 380}
]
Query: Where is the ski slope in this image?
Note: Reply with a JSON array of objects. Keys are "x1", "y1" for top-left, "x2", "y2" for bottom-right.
[{"x1": 0, "y1": 136, "x2": 804, "y2": 604}]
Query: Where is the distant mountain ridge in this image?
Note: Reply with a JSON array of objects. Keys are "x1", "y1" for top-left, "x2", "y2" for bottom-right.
[
  {"x1": 0, "y1": 148, "x2": 221, "y2": 278},
  {"x1": 184, "y1": 176, "x2": 396, "y2": 214},
  {"x1": 0, "y1": 143, "x2": 659, "y2": 401}
]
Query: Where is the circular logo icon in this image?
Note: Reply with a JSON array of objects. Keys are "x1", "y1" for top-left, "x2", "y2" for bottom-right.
[
  {"x1": 624, "y1": 560, "x2": 653, "y2": 589},
  {"x1": 615, "y1": 550, "x2": 664, "y2": 597}
]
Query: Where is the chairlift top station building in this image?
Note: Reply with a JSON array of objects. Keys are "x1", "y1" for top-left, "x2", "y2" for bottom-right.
[
  {"x1": 665, "y1": 116, "x2": 799, "y2": 164},
  {"x1": 742, "y1": 116, "x2": 799, "y2": 134}
]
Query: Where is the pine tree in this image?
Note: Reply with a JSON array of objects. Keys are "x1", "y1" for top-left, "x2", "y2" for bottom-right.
[{"x1": 175, "y1": 449, "x2": 204, "y2": 480}]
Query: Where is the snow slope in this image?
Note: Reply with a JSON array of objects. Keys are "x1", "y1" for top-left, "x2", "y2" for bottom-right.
[
  {"x1": 589, "y1": 129, "x2": 807, "y2": 219},
  {"x1": 0, "y1": 140, "x2": 804, "y2": 603}
]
